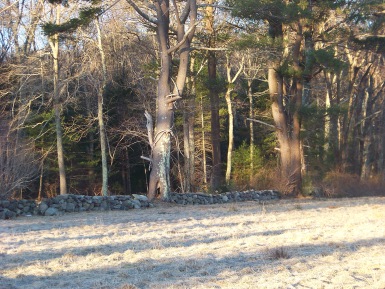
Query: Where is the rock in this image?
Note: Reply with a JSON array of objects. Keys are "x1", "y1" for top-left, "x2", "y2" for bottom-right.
[
  {"x1": 92, "y1": 196, "x2": 102, "y2": 204},
  {"x1": 39, "y1": 202, "x2": 49, "y2": 214},
  {"x1": 44, "y1": 207, "x2": 59, "y2": 216},
  {"x1": 100, "y1": 201, "x2": 108, "y2": 210},
  {"x1": 131, "y1": 200, "x2": 141, "y2": 209},
  {"x1": 1, "y1": 200, "x2": 10, "y2": 207},
  {"x1": 1, "y1": 209, "x2": 16, "y2": 219},
  {"x1": 61, "y1": 202, "x2": 67, "y2": 210},
  {"x1": 222, "y1": 195, "x2": 229, "y2": 202},
  {"x1": 133, "y1": 194, "x2": 148, "y2": 202},
  {"x1": 65, "y1": 202, "x2": 76, "y2": 212},
  {"x1": 122, "y1": 200, "x2": 134, "y2": 209}
]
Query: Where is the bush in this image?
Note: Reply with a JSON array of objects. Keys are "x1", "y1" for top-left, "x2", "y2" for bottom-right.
[
  {"x1": 0, "y1": 140, "x2": 39, "y2": 199},
  {"x1": 320, "y1": 171, "x2": 385, "y2": 198},
  {"x1": 232, "y1": 142, "x2": 264, "y2": 190}
]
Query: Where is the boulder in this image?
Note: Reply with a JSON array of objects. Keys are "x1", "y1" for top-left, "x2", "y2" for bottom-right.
[
  {"x1": 39, "y1": 202, "x2": 49, "y2": 214},
  {"x1": 44, "y1": 207, "x2": 59, "y2": 216},
  {"x1": 133, "y1": 194, "x2": 148, "y2": 202}
]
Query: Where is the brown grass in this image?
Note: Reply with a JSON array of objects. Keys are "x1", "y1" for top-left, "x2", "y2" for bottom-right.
[
  {"x1": 321, "y1": 171, "x2": 385, "y2": 198},
  {"x1": 1, "y1": 197, "x2": 385, "y2": 289}
]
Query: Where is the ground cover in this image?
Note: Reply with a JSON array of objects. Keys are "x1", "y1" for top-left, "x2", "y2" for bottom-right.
[{"x1": 1, "y1": 197, "x2": 385, "y2": 288}]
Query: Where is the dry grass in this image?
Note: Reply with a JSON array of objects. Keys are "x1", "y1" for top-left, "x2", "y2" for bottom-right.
[{"x1": 1, "y1": 197, "x2": 385, "y2": 289}]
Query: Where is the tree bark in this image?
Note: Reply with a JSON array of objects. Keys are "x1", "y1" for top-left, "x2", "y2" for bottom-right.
[
  {"x1": 268, "y1": 19, "x2": 303, "y2": 196},
  {"x1": 201, "y1": 95, "x2": 208, "y2": 185},
  {"x1": 49, "y1": 5, "x2": 67, "y2": 195},
  {"x1": 206, "y1": 0, "x2": 222, "y2": 190},
  {"x1": 225, "y1": 87, "x2": 234, "y2": 184},
  {"x1": 248, "y1": 80, "x2": 254, "y2": 186},
  {"x1": 95, "y1": 18, "x2": 108, "y2": 196},
  {"x1": 143, "y1": 0, "x2": 196, "y2": 200},
  {"x1": 224, "y1": 55, "x2": 243, "y2": 185}
]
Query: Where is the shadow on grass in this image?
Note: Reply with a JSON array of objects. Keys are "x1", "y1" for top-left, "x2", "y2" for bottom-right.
[{"x1": 1, "y1": 236, "x2": 384, "y2": 289}]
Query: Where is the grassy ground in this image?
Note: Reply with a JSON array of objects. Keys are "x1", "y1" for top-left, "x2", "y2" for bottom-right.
[{"x1": 1, "y1": 197, "x2": 385, "y2": 289}]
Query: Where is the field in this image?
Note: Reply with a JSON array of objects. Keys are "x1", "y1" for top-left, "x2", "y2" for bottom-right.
[{"x1": 1, "y1": 197, "x2": 385, "y2": 289}]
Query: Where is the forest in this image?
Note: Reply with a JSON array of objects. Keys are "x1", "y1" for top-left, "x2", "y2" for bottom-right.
[{"x1": 1, "y1": 0, "x2": 385, "y2": 200}]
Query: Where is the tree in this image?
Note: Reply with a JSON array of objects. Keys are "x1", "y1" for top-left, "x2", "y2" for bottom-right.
[
  {"x1": 224, "y1": 53, "x2": 243, "y2": 184},
  {"x1": 45, "y1": 2, "x2": 68, "y2": 195},
  {"x1": 95, "y1": 17, "x2": 108, "y2": 196},
  {"x1": 127, "y1": 0, "x2": 197, "y2": 200},
  {"x1": 205, "y1": 0, "x2": 223, "y2": 190},
  {"x1": 226, "y1": 0, "x2": 358, "y2": 195}
]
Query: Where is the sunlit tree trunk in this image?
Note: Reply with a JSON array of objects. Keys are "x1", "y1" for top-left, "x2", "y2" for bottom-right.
[
  {"x1": 201, "y1": 95, "x2": 208, "y2": 185},
  {"x1": 95, "y1": 18, "x2": 108, "y2": 196},
  {"x1": 248, "y1": 80, "x2": 254, "y2": 185},
  {"x1": 48, "y1": 5, "x2": 67, "y2": 195},
  {"x1": 183, "y1": 57, "x2": 196, "y2": 192},
  {"x1": 268, "y1": 19, "x2": 303, "y2": 196},
  {"x1": 129, "y1": 0, "x2": 197, "y2": 200},
  {"x1": 224, "y1": 54, "x2": 243, "y2": 185}
]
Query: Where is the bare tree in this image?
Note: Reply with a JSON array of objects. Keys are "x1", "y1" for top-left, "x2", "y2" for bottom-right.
[
  {"x1": 94, "y1": 17, "x2": 109, "y2": 196},
  {"x1": 127, "y1": 0, "x2": 197, "y2": 200},
  {"x1": 47, "y1": 3, "x2": 67, "y2": 195},
  {"x1": 224, "y1": 53, "x2": 243, "y2": 184}
]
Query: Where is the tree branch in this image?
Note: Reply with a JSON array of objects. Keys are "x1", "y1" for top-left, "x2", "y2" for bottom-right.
[
  {"x1": 247, "y1": 118, "x2": 281, "y2": 131},
  {"x1": 180, "y1": 0, "x2": 191, "y2": 24},
  {"x1": 126, "y1": 0, "x2": 158, "y2": 25},
  {"x1": 167, "y1": 22, "x2": 198, "y2": 54},
  {"x1": 190, "y1": 46, "x2": 228, "y2": 51}
]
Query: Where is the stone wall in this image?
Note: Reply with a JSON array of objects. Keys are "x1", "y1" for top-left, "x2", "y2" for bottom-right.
[
  {"x1": 169, "y1": 190, "x2": 280, "y2": 205},
  {"x1": 0, "y1": 190, "x2": 280, "y2": 219}
]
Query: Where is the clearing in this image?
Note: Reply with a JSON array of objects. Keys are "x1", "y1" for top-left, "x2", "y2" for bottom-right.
[{"x1": 1, "y1": 197, "x2": 385, "y2": 289}]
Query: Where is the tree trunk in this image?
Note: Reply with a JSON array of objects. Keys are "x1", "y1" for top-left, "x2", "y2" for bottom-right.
[
  {"x1": 268, "y1": 20, "x2": 303, "y2": 196},
  {"x1": 183, "y1": 105, "x2": 191, "y2": 192},
  {"x1": 289, "y1": 22, "x2": 303, "y2": 196},
  {"x1": 49, "y1": 5, "x2": 67, "y2": 195},
  {"x1": 95, "y1": 18, "x2": 108, "y2": 196},
  {"x1": 360, "y1": 75, "x2": 373, "y2": 180},
  {"x1": 201, "y1": 95, "x2": 208, "y2": 185},
  {"x1": 224, "y1": 55, "x2": 243, "y2": 185},
  {"x1": 324, "y1": 71, "x2": 339, "y2": 165},
  {"x1": 145, "y1": 0, "x2": 197, "y2": 200},
  {"x1": 248, "y1": 80, "x2": 254, "y2": 186},
  {"x1": 206, "y1": 0, "x2": 222, "y2": 190},
  {"x1": 183, "y1": 58, "x2": 196, "y2": 192},
  {"x1": 225, "y1": 88, "x2": 234, "y2": 184}
]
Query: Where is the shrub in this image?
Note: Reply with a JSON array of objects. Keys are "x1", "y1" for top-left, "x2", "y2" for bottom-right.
[
  {"x1": 0, "y1": 139, "x2": 39, "y2": 199},
  {"x1": 232, "y1": 142, "x2": 264, "y2": 189},
  {"x1": 320, "y1": 171, "x2": 385, "y2": 198}
]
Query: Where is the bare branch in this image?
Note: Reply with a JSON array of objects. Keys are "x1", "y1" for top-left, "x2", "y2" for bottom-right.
[
  {"x1": 166, "y1": 95, "x2": 182, "y2": 104},
  {"x1": 141, "y1": 156, "x2": 153, "y2": 162},
  {"x1": 167, "y1": 22, "x2": 199, "y2": 54},
  {"x1": 197, "y1": 4, "x2": 230, "y2": 10},
  {"x1": 190, "y1": 46, "x2": 228, "y2": 51},
  {"x1": 0, "y1": 0, "x2": 19, "y2": 15},
  {"x1": 126, "y1": 0, "x2": 158, "y2": 25},
  {"x1": 247, "y1": 118, "x2": 281, "y2": 131}
]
